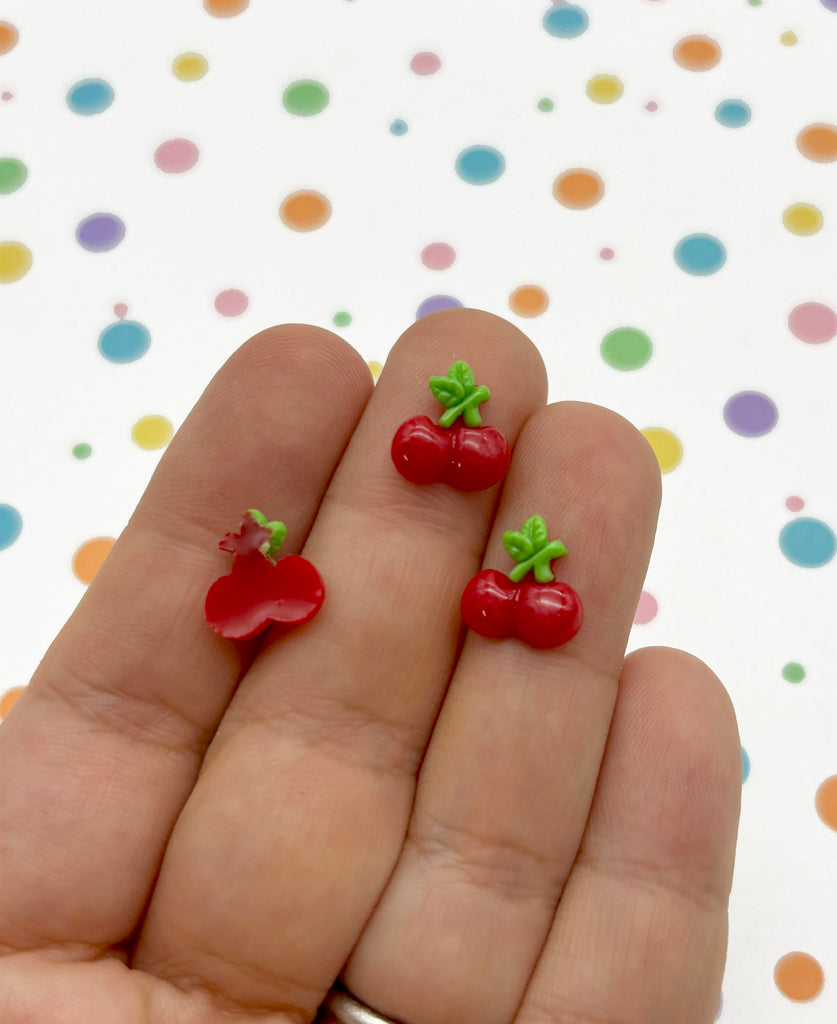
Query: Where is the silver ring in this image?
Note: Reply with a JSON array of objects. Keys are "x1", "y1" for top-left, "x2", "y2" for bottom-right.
[{"x1": 319, "y1": 985, "x2": 405, "y2": 1024}]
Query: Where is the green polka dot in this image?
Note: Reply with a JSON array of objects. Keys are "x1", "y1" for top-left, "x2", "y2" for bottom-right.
[
  {"x1": 782, "y1": 662, "x2": 806, "y2": 683},
  {"x1": 0, "y1": 157, "x2": 28, "y2": 194},
  {"x1": 333, "y1": 311, "x2": 352, "y2": 327},
  {"x1": 282, "y1": 79, "x2": 329, "y2": 116},
  {"x1": 537, "y1": 98, "x2": 554, "y2": 112},
  {"x1": 601, "y1": 327, "x2": 653, "y2": 370},
  {"x1": 72, "y1": 443, "x2": 92, "y2": 459}
]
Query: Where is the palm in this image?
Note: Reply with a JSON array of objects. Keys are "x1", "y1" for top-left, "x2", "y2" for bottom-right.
[{"x1": 0, "y1": 311, "x2": 740, "y2": 1024}]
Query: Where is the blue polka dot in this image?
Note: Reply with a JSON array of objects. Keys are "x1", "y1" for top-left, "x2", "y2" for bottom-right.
[
  {"x1": 390, "y1": 119, "x2": 408, "y2": 136},
  {"x1": 674, "y1": 233, "x2": 727, "y2": 276},
  {"x1": 0, "y1": 504, "x2": 23, "y2": 550},
  {"x1": 543, "y1": 4, "x2": 589, "y2": 38},
  {"x1": 455, "y1": 145, "x2": 505, "y2": 185},
  {"x1": 779, "y1": 517, "x2": 836, "y2": 568},
  {"x1": 715, "y1": 99, "x2": 751, "y2": 128},
  {"x1": 416, "y1": 295, "x2": 464, "y2": 319},
  {"x1": 67, "y1": 78, "x2": 115, "y2": 116},
  {"x1": 741, "y1": 746, "x2": 750, "y2": 783},
  {"x1": 98, "y1": 320, "x2": 151, "y2": 363}
]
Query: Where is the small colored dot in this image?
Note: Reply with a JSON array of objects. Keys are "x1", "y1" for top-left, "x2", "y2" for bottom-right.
[
  {"x1": 172, "y1": 52, "x2": 209, "y2": 81},
  {"x1": 780, "y1": 30, "x2": 798, "y2": 45},
  {"x1": 553, "y1": 168, "x2": 605, "y2": 209},
  {"x1": 586, "y1": 74, "x2": 623, "y2": 104},
  {"x1": 76, "y1": 213, "x2": 125, "y2": 253},
  {"x1": 815, "y1": 775, "x2": 837, "y2": 831},
  {"x1": 98, "y1": 320, "x2": 151, "y2": 363},
  {"x1": 0, "y1": 686, "x2": 24, "y2": 720},
  {"x1": 410, "y1": 52, "x2": 441, "y2": 76},
  {"x1": 0, "y1": 240, "x2": 32, "y2": 282},
  {"x1": 797, "y1": 123, "x2": 837, "y2": 163},
  {"x1": 782, "y1": 662, "x2": 806, "y2": 683},
  {"x1": 455, "y1": 145, "x2": 505, "y2": 185},
  {"x1": 819, "y1": 0, "x2": 837, "y2": 10},
  {"x1": 600, "y1": 247, "x2": 615, "y2": 260},
  {"x1": 774, "y1": 952, "x2": 824, "y2": 1002},
  {"x1": 723, "y1": 391, "x2": 778, "y2": 437},
  {"x1": 279, "y1": 190, "x2": 332, "y2": 231},
  {"x1": 788, "y1": 302, "x2": 836, "y2": 344},
  {"x1": 132, "y1": 415, "x2": 174, "y2": 451},
  {"x1": 783, "y1": 203, "x2": 823, "y2": 236},
  {"x1": 543, "y1": 4, "x2": 589, "y2": 38},
  {"x1": 509, "y1": 285, "x2": 549, "y2": 318},
  {"x1": 641, "y1": 427, "x2": 683, "y2": 474},
  {"x1": 368, "y1": 360, "x2": 383, "y2": 382},
  {"x1": 673, "y1": 35, "x2": 722, "y2": 71},
  {"x1": 601, "y1": 327, "x2": 653, "y2": 370},
  {"x1": 537, "y1": 98, "x2": 554, "y2": 112},
  {"x1": 390, "y1": 119, "x2": 408, "y2": 136},
  {"x1": 416, "y1": 295, "x2": 464, "y2": 319},
  {"x1": 645, "y1": 101, "x2": 659, "y2": 112},
  {"x1": 0, "y1": 157, "x2": 27, "y2": 194},
  {"x1": 1, "y1": 92, "x2": 12, "y2": 101},
  {"x1": 786, "y1": 495, "x2": 805, "y2": 512},
  {"x1": 748, "y1": 0, "x2": 762, "y2": 6},
  {"x1": 779, "y1": 517, "x2": 836, "y2": 567},
  {"x1": 204, "y1": 0, "x2": 249, "y2": 16},
  {"x1": 66, "y1": 78, "x2": 114, "y2": 116},
  {"x1": 333, "y1": 311, "x2": 352, "y2": 327},
  {"x1": 674, "y1": 233, "x2": 726, "y2": 275},
  {"x1": 633, "y1": 590, "x2": 658, "y2": 624},
  {"x1": 72, "y1": 537, "x2": 115, "y2": 584},
  {"x1": 72, "y1": 443, "x2": 93, "y2": 460},
  {"x1": 283, "y1": 79, "x2": 329, "y2": 116},
  {"x1": 214, "y1": 289, "x2": 249, "y2": 316},
  {"x1": 741, "y1": 746, "x2": 750, "y2": 783},
  {"x1": 0, "y1": 21, "x2": 19, "y2": 56},
  {"x1": 154, "y1": 138, "x2": 199, "y2": 173},
  {"x1": 0, "y1": 503, "x2": 23, "y2": 549},
  {"x1": 421, "y1": 242, "x2": 456, "y2": 270},
  {"x1": 113, "y1": 302, "x2": 128, "y2": 319},
  {"x1": 715, "y1": 99, "x2": 751, "y2": 128}
]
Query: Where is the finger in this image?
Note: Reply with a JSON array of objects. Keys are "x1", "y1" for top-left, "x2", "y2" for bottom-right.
[
  {"x1": 133, "y1": 309, "x2": 548, "y2": 1017},
  {"x1": 517, "y1": 646, "x2": 741, "y2": 1024},
  {"x1": 0, "y1": 326, "x2": 372, "y2": 953},
  {"x1": 341, "y1": 402, "x2": 662, "y2": 1024}
]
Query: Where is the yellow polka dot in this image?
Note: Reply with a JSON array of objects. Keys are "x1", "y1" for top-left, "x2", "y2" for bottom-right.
[
  {"x1": 641, "y1": 427, "x2": 683, "y2": 474},
  {"x1": 72, "y1": 537, "x2": 115, "y2": 584},
  {"x1": 0, "y1": 686, "x2": 25, "y2": 721},
  {"x1": 132, "y1": 415, "x2": 174, "y2": 450},
  {"x1": 367, "y1": 360, "x2": 383, "y2": 382},
  {"x1": 780, "y1": 30, "x2": 797, "y2": 46},
  {"x1": 586, "y1": 74, "x2": 623, "y2": 104},
  {"x1": 172, "y1": 52, "x2": 209, "y2": 81},
  {"x1": 0, "y1": 241, "x2": 32, "y2": 283},
  {"x1": 783, "y1": 203, "x2": 824, "y2": 236}
]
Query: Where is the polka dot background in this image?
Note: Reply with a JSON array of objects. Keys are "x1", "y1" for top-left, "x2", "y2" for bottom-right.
[{"x1": 1, "y1": 1, "x2": 836, "y2": 1016}]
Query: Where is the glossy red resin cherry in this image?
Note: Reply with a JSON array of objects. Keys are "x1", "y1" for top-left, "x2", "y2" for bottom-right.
[{"x1": 391, "y1": 416, "x2": 510, "y2": 491}]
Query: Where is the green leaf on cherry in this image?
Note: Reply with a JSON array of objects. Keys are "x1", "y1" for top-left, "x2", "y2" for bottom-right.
[
  {"x1": 504, "y1": 515, "x2": 569, "y2": 583},
  {"x1": 448, "y1": 361, "x2": 475, "y2": 391},
  {"x1": 429, "y1": 376, "x2": 465, "y2": 407},
  {"x1": 503, "y1": 531, "x2": 533, "y2": 562},
  {"x1": 521, "y1": 515, "x2": 548, "y2": 551}
]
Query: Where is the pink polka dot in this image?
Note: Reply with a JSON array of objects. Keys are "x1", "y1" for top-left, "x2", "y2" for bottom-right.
[
  {"x1": 1, "y1": 91, "x2": 12, "y2": 101},
  {"x1": 114, "y1": 302, "x2": 128, "y2": 319},
  {"x1": 421, "y1": 242, "x2": 456, "y2": 270},
  {"x1": 788, "y1": 302, "x2": 837, "y2": 344},
  {"x1": 645, "y1": 101, "x2": 659, "y2": 112},
  {"x1": 786, "y1": 495, "x2": 805, "y2": 512},
  {"x1": 410, "y1": 51, "x2": 441, "y2": 76},
  {"x1": 214, "y1": 288, "x2": 249, "y2": 316},
  {"x1": 154, "y1": 138, "x2": 200, "y2": 174},
  {"x1": 600, "y1": 247, "x2": 615, "y2": 260},
  {"x1": 634, "y1": 590, "x2": 659, "y2": 625}
]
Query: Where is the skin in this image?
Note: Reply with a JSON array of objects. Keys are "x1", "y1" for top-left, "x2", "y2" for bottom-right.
[{"x1": 0, "y1": 309, "x2": 741, "y2": 1024}]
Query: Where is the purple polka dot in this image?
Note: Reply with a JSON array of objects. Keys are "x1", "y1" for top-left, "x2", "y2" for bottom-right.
[
  {"x1": 819, "y1": 0, "x2": 837, "y2": 11},
  {"x1": 723, "y1": 391, "x2": 778, "y2": 437},
  {"x1": 416, "y1": 295, "x2": 464, "y2": 319},
  {"x1": 76, "y1": 213, "x2": 125, "y2": 252}
]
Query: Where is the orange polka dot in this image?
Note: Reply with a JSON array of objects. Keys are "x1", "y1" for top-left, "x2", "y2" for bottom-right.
[
  {"x1": 0, "y1": 21, "x2": 18, "y2": 55},
  {"x1": 509, "y1": 285, "x2": 549, "y2": 318},
  {"x1": 0, "y1": 686, "x2": 24, "y2": 720},
  {"x1": 815, "y1": 774, "x2": 837, "y2": 830},
  {"x1": 673, "y1": 35, "x2": 722, "y2": 71},
  {"x1": 279, "y1": 190, "x2": 332, "y2": 231},
  {"x1": 797, "y1": 123, "x2": 837, "y2": 163},
  {"x1": 203, "y1": 0, "x2": 249, "y2": 16},
  {"x1": 552, "y1": 169, "x2": 605, "y2": 210},
  {"x1": 774, "y1": 952, "x2": 824, "y2": 1001},
  {"x1": 72, "y1": 537, "x2": 115, "y2": 584}
]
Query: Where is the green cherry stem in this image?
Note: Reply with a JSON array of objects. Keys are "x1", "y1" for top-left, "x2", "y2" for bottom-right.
[
  {"x1": 508, "y1": 539, "x2": 568, "y2": 583},
  {"x1": 438, "y1": 384, "x2": 490, "y2": 428},
  {"x1": 247, "y1": 509, "x2": 287, "y2": 562}
]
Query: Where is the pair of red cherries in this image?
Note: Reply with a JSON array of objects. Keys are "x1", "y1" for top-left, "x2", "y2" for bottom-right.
[{"x1": 205, "y1": 361, "x2": 583, "y2": 650}]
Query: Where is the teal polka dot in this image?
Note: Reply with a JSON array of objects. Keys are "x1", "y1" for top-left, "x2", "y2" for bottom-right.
[
  {"x1": 715, "y1": 99, "x2": 751, "y2": 128},
  {"x1": 674, "y1": 233, "x2": 727, "y2": 276},
  {"x1": 741, "y1": 746, "x2": 750, "y2": 783},
  {"x1": 67, "y1": 78, "x2": 114, "y2": 116},
  {"x1": 98, "y1": 320, "x2": 151, "y2": 363},
  {"x1": 543, "y1": 4, "x2": 589, "y2": 38},
  {"x1": 779, "y1": 517, "x2": 836, "y2": 567},
  {"x1": 455, "y1": 145, "x2": 505, "y2": 185},
  {"x1": 390, "y1": 119, "x2": 408, "y2": 136},
  {"x1": 0, "y1": 504, "x2": 22, "y2": 550}
]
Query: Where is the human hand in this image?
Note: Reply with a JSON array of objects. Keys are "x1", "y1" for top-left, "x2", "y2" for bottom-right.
[{"x1": 0, "y1": 309, "x2": 740, "y2": 1024}]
